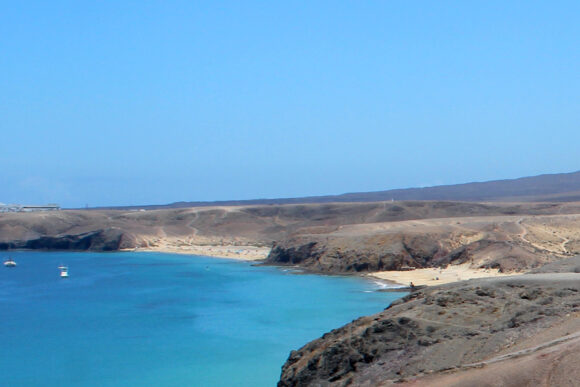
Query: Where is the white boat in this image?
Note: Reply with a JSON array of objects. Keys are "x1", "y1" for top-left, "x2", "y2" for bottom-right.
[
  {"x1": 58, "y1": 265, "x2": 69, "y2": 278},
  {"x1": 4, "y1": 257, "x2": 16, "y2": 267}
]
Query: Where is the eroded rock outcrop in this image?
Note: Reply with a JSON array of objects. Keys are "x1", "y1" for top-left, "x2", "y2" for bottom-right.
[
  {"x1": 1, "y1": 228, "x2": 136, "y2": 252},
  {"x1": 266, "y1": 235, "x2": 513, "y2": 274},
  {"x1": 265, "y1": 215, "x2": 563, "y2": 274}
]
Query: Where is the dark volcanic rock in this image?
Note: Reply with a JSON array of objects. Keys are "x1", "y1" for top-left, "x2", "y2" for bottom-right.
[
  {"x1": 278, "y1": 274, "x2": 580, "y2": 386},
  {"x1": 3, "y1": 228, "x2": 136, "y2": 252},
  {"x1": 270, "y1": 241, "x2": 321, "y2": 265},
  {"x1": 265, "y1": 234, "x2": 457, "y2": 274},
  {"x1": 265, "y1": 227, "x2": 550, "y2": 275}
]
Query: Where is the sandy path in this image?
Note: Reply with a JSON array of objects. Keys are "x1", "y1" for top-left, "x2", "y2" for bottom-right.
[
  {"x1": 517, "y1": 217, "x2": 528, "y2": 243},
  {"x1": 559, "y1": 234, "x2": 570, "y2": 253}
]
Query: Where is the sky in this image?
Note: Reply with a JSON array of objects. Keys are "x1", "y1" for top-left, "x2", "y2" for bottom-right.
[{"x1": 1, "y1": 1, "x2": 579, "y2": 208}]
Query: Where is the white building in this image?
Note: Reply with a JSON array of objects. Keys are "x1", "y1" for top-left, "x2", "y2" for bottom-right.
[{"x1": 0, "y1": 203, "x2": 61, "y2": 213}]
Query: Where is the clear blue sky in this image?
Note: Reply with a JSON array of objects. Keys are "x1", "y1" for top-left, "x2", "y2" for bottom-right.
[{"x1": 1, "y1": 1, "x2": 579, "y2": 208}]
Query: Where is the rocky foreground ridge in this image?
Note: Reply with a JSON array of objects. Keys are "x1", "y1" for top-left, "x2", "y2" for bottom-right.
[{"x1": 279, "y1": 260, "x2": 580, "y2": 386}]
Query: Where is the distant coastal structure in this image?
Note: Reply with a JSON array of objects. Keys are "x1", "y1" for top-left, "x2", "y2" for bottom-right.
[{"x1": 0, "y1": 203, "x2": 61, "y2": 213}]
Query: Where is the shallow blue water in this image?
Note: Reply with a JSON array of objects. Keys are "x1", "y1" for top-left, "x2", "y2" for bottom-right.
[{"x1": 0, "y1": 251, "x2": 403, "y2": 386}]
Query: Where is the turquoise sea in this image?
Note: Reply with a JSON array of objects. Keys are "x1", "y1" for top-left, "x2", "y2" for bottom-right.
[{"x1": 0, "y1": 251, "x2": 403, "y2": 386}]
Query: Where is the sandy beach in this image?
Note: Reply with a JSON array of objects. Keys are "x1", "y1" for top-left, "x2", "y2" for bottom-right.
[
  {"x1": 369, "y1": 263, "x2": 516, "y2": 286},
  {"x1": 135, "y1": 240, "x2": 516, "y2": 285},
  {"x1": 133, "y1": 244, "x2": 271, "y2": 261}
]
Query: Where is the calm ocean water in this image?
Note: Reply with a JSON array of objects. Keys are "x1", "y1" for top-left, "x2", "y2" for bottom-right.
[{"x1": 0, "y1": 251, "x2": 403, "y2": 386}]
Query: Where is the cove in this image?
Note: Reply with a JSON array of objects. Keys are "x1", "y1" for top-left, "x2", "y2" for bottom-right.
[{"x1": 0, "y1": 251, "x2": 403, "y2": 386}]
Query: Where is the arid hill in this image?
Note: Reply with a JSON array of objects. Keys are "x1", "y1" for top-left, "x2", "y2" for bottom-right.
[
  {"x1": 96, "y1": 170, "x2": 580, "y2": 210},
  {"x1": 0, "y1": 201, "x2": 579, "y2": 262},
  {"x1": 265, "y1": 212, "x2": 580, "y2": 274},
  {"x1": 3, "y1": 201, "x2": 580, "y2": 275},
  {"x1": 279, "y1": 258, "x2": 580, "y2": 387}
]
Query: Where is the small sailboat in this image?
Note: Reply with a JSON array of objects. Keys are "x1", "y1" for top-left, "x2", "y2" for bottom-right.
[
  {"x1": 58, "y1": 265, "x2": 69, "y2": 278},
  {"x1": 4, "y1": 257, "x2": 16, "y2": 267}
]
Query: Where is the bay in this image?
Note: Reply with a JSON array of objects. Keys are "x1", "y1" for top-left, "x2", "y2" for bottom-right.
[{"x1": 0, "y1": 251, "x2": 403, "y2": 386}]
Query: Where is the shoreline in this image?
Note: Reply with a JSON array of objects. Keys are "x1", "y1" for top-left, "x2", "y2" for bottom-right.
[
  {"x1": 7, "y1": 246, "x2": 520, "y2": 288},
  {"x1": 131, "y1": 247, "x2": 517, "y2": 288}
]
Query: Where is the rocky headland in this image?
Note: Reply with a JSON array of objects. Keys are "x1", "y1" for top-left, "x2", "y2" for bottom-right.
[
  {"x1": 279, "y1": 259, "x2": 580, "y2": 386},
  {"x1": 265, "y1": 211, "x2": 580, "y2": 275}
]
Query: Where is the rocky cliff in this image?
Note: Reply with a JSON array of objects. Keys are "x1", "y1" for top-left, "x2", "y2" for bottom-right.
[
  {"x1": 278, "y1": 270, "x2": 580, "y2": 386},
  {"x1": 0, "y1": 228, "x2": 135, "y2": 251},
  {"x1": 264, "y1": 213, "x2": 573, "y2": 274}
]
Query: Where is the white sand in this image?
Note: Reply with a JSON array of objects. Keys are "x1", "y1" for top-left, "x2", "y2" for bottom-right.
[
  {"x1": 127, "y1": 244, "x2": 271, "y2": 261},
  {"x1": 369, "y1": 263, "x2": 517, "y2": 287}
]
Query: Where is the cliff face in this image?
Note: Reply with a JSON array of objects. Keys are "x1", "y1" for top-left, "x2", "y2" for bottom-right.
[
  {"x1": 264, "y1": 224, "x2": 547, "y2": 274},
  {"x1": 0, "y1": 228, "x2": 135, "y2": 251},
  {"x1": 266, "y1": 233, "x2": 455, "y2": 273},
  {"x1": 278, "y1": 273, "x2": 580, "y2": 386}
]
